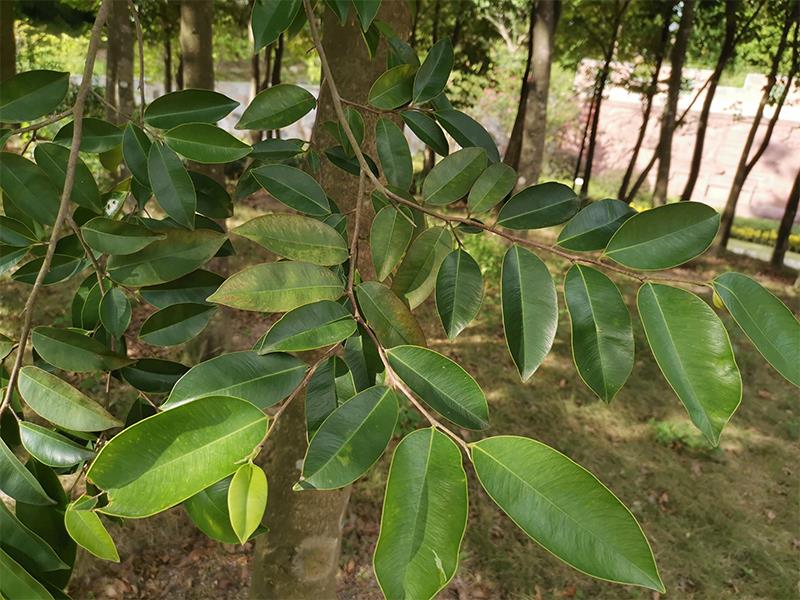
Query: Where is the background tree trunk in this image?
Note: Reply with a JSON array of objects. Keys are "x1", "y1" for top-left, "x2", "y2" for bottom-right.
[
  {"x1": 503, "y1": 1, "x2": 536, "y2": 172},
  {"x1": 652, "y1": 0, "x2": 693, "y2": 206},
  {"x1": 250, "y1": 4, "x2": 410, "y2": 597},
  {"x1": 0, "y1": 0, "x2": 16, "y2": 84},
  {"x1": 115, "y1": 0, "x2": 134, "y2": 123},
  {"x1": 162, "y1": 2, "x2": 174, "y2": 94},
  {"x1": 771, "y1": 168, "x2": 800, "y2": 269},
  {"x1": 105, "y1": 1, "x2": 119, "y2": 121}
]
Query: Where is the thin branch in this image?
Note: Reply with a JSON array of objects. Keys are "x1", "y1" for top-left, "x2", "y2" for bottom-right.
[
  {"x1": 346, "y1": 171, "x2": 366, "y2": 298},
  {"x1": 10, "y1": 109, "x2": 73, "y2": 134},
  {"x1": 66, "y1": 214, "x2": 107, "y2": 293}
]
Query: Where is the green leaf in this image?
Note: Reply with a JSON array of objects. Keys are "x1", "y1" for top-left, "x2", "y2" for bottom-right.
[
  {"x1": 0, "y1": 245, "x2": 28, "y2": 275},
  {"x1": 472, "y1": 436, "x2": 664, "y2": 592},
  {"x1": 64, "y1": 497, "x2": 119, "y2": 562},
  {"x1": 501, "y1": 245, "x2": 557, "y2": 381},
  {"x1": 0, "y1": 216, "x2": 38, "y2": 247},
  {"x1": 0, "y1": 439, "x2": 54, "y2": 505},
  {"x1": 605, "y1": 202, "x2": 719, "y2": 270},
  {"x1": 435, "y1": 108, "x2": 499, "y2": 162},
  {"x1": 368, "y1": 64, "x2": 416, "y2": 110},
  {"x1": 305, "y1": 356, "x2": 355, "y2": 433},
  {"x1": 208, "y1": 261, "x2": 344, "y2": 312},
  {"x1": 147, "y1": 142, "x2": 197, "y2": 229},
  {"x1": 374, "y1": 428, "x2": 467, "y2": 600},
  {"x1": 12, "y1": 253, "x2": 86, "y2": 286},
  {"x1": 227, "y1": 462, "x2": 268, "y2": 544},
  {"x1": 564, "y1": 265, "x2": 634, "y2": 402},
  {"x1": 357, "y1": 281, "x2": 426, "y2": 348},
  {"x1": 19, "y1": 423, "x2": 94, "y2": 468},
  {"x1": 435, "y1": 249, "x2": 483, "y2": 340},
  {"x1": 120, "y1": 359, "x2": 188, "y2": 394},
  {"x1": 0, "y1": 332, "x2": 14, "y2": 360},
  {"x1": 422, "y1": 147, "x2": 487, "y2": 206},
  {"x1": 557, "y1": 199, "x2": 636, "y2": 251},
  {"x1": 251, "y1": 164, "x2": 330, "y2": 216},
  {"x1": 100, "y1": 288, "x2": 131, "y2": 338},
  {"x1": 254, "y1": 300, "x2": 356, "y2": 354},
  {"x1": 54, "y1": 118, "x2": 122, "y2": 153},
  {"x1": 387, "y1": 345, "x2": 489, "y2": 430},
  {"x1": 139, "y1": 303, "x2": 216, "y2": 347},
  {"x1": 81, "y1": 217, "x2": 166, "y2": 255},
  {"x1": 140, "y1": 269, "x2": 223, "y2": 308},
  {"x1": 391, "y1": 226, "x2": 454, "y2": 309},
  {"x1": 165, "y1": 123, "x2": 251, "y2": 164},
  {"x1": 33, "y1": 143, "x2": 102, "y2": 213},
  {"x1": 164, "y1": 351, "x2": 306, "y2": 410},
  {"x1": 370, "y1": 205, "x2": 415, "y2": 281},
  {"x1": 0, "y1": 501, "x2": 68, "y2": 574},
  {"x1": 637, "y1": 283, "x2": 741, "y2": 445},
  {"x1": 144, "y1": 89, "x2": 239, "y2": 129},
  {"x1": 376, "y1": 117, "x2": 413, "y2": 190},
  {"x1": 324, "y1": 0, "x2": 349, "y2": 24},
  {"x1": 107, "y1": 228, "x2": 226, "y2": 287},
  {"x1": 71, "y1": 274, "x2": 102, "y2": 329},
  {"x1": 250, "y1": 137, "x2": 306, "y2": 161},
  {"x1": 122, "y1": 123, "x2": 152, "y2": 185},
  {"x1": 190, "y1": 171, "x2": 233, "y2": 219},
  {"x1": 18, "y1": 366, "x2": 123, "y2": 431},
  {"x1": 497, "y1": 182, "x2": 580, "y2": 230},
  {"x1": 298, "y1": 386, "x2": 398, "y2": 490},
  {"x1": 400, "y1": 110, "x2": 449, "y2": 156},
  {"x1": 0, "y1": 70, "x2": 69, "y2": 122},
  {"x1": 352, "y1": 0, "x2": 381, "y2": 30},
  {"x1": 251, "y1": 0, "x2": 301, "y2": 51},
  {"x1": 234, "y1": 214, "x2": 348, "y2": 266},
  {"x1": 30, "y1": 328, "x2": 133, "y2": 373},
  {"x1": 413, "y1": 38, "x2": 454, "y2": 104},
  {"x1": 0, "y1": 153, "x2": 60, "y2": 226},
  {"x1": 185, "y1": 476, "x2": 265, "y2": 544},
  {"x1": 467, "y1": 162, "x2": 516, "y2": 214},
  {"x1": 0, "y1": 548, "x2": 55, "y2": 600},
  {"x1": 236, "y1": 83, "x2": 315, "y2": 130},
  {"x1": 87, "y1": 396, "x2": 268, "y2": 518},
  {"x1": 713, "y1": 272, "x2": 800, "y2": 387}
]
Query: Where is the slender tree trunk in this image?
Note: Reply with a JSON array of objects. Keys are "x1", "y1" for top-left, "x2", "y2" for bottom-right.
[
  {"x1": 176, "y1": 54, "x2": 184, "y2": 90},
  {"x1": 250, "y1": 4, "x2": 410, "y2": 596},
  {"x1": 272, "y1": 34, "x2": 284, "y2": 139},
  {"x1": 618, "y1": 2, "x2": 671, "y2": 200},
  {"x1": 162, "y1": 3, "x2": 173, "y2": 94},
  {"x1": 572, "y1": 83, "x2": 596, "y2": 190},
  {"x1": 652, "y1": 0, "x2": 693, "y2": 206},
  {"x1": 503, "y1": 1, "x2": 536, "y2": 171},
  {"x1": 249, "y1": 12, "x2": 262, "y2": 144},
  {"x1": 680, "y1": 0, "x2": 736, "y2": 201},
  {"x1": 115, "y1": 0, "x2": 134, "y2": 123},
  {"x1": 0, "y1": 0, "x2": 16, "y2": 84},
  {"x1": 432, "y1": 0, "x2": 441, "y2": 43},
  {"x1": 420, "y1": 0, "x2": 443, "y2": 179},
  {"x1": 105, "y1": 1, "x2": 119, "y2": 121},
  {"x1": 771, "y1": 168, "x2": 800, "y2": 269}
]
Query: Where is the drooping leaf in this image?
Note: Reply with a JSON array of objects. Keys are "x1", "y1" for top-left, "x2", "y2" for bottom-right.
[
  {"x1": 122, "y1": 123, "x2": 152, "y2": 186},
  {"x1": 185, "y1": 476, "x2": 265, "y2": 544},
  {"x1": 120, "y1": 359, "x2": 189, "y2": 395},
  {"x1": 435, "y1": 108, "x2": 499, "y2": 162},
  {"x1": 249, "y1": 137, "x2": 306, "y2": 161},
  {"x1": 53, "y1": 118, "x2": 122, "y2": 153},
  {"x1": 467, "y1": 162, "x2": 516, "y2": 214},
  {"x1": 147, "y1": 142, "x2": 197, "y2": 229},
  {"x1": 324, "y1": 0, "x2": 350, "y2": 24},
  {"x1": 497, "y1": 182, "x2": 580, "y2": 230},
  {"x1": 144, "y1": 89, "x2": 239, "y2": 129},
  {"x1": 0, "y1": 216, "x2": 38, "y2": 247},
  {"x1": 305, "y1": 356, "x2": 356, "y2": 435},
  {"x1": 501, "y1": 245, "x2": 557, "y2": 381},
  {"x1": 251, "y1": 0, "x2": 302, "y2": 51},
  {"x1": 391, "y1": 226, "x2": 454, "y2": 309},
  {"x1": 637, "y1": 283, "x2": 741, "y2": 445},
  {"x1": 422, "y1": 147, "x2": 487, "y2": 206},
  {"x1": 370, "y1": 205, "x2": 415, "y2": 281},
  {"x1": 298, "y1": 386, "x2": 398, "y2": 490},
  {"x1": 81, "y1": 217, "x2": 166, "y2": 255},
  {"x1": 375, "y1": 117, "x2": 413, "y2": 190},
  {"x1": 139, "y1": 303, "x2": 216, "y2": 347},
  {"x1": 19, "y1": 423, "x2": 94, "y2": 468},
  {"x1": 164, "y1": 123, "x2": 251, "y2": 164},
  {"x1": 368, "y1": 64, "x2": 416, "y2": 110},
  {"x1": 164, "y1": 351, "x2": 306, "y2": 410},
  {"x1": 190, "y1": 171, "x2": 234, "y2": 219},
  {"x1": 387, "y1": 345, "x2": 489, "y2": 429},
  {"x1": 357, "y1": 281, "x2": 426, "y2": 348},
  {"x1": 251, "y1": 164, "x2": 330, "y2": 216},
  {"x1": 400, "y1": 110, "x2": 449, "y2": 156},
  {"x1": 227, "y1": 462, "x2": 268, "y2": 544},
  {"x1": 564, "y1": 265, "x2": 634, "y2": 402},
  {"x1": 712, "y1": 272, "x2": 800, "y2": 387},
  {"x1": 352, "y1": 0, "x2": 381, "y2": 30},
  {"x1": 0, "y1": 153, "x2": 60, "y2": 226},
  {"x1": 12, "y1": 253, "x2": 86, "y2": 286},
  {"x1": 29, "y1": 328, "x2": 133, "y2": 373},
  {"x1": 18, "y1": 366, "x2": 123, "y2": 430},
  {"x1": 87, "y1": 396, "x2": 268, "y2": 518},
  {"x1": 71, "y1": 274, "x2": 102, "y2": 330},
  {"x1": 254, "y1": 300, "x2": 356, "y2": 354},
  {"x1": 413, "y1": 38, "x2": 454, "y2": 104},
  {"x1": 435, "y1": 249, "x2": 483, "y2": 340},
  {"x1": 100, "y1": 288, "x2": 132, "y2": 338},
  {"x1": 374, "y1": 428, "x2": 467, "y2": 600},
  {"x1": 0, "y1": 501, "x2": 68, "y2": 575},
  {"x1": 605, "y1": 202, "x2": 719, "y2": 270},
  {"x1": 34, "y1": 143, "x2": 103, "y2": 213},
  {"x1": 472, "y1": 436, "x2": 664, "y2": 592},
  {"x1": 0, "y1": 547, "x2": 56, "y2": 600},
  {"x1": 557, "y1": 199, "x2": 636, "y2": 251},
  {"x1": 140, "y1": 269, "x2": 224, "y2": 308},
  {"x1": 64, "y1": 496, "x2": 119, "y2": 562},
  {"x1": 0, "y1": 439, "x2": 54, "y2": 505},
  {"x1": 236, "y1": 83, "x2": 315, "y2": 130},
  {"x1": 0, "y1": 70, "x2": 69, "y2": 122}
]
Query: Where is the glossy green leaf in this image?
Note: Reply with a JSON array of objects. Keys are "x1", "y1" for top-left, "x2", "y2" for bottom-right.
[
  {"x1": 64, "y1": 497, "x2": 119, "y2": 561},
  {"x1": 107, "y1": 228, "x2": 226, "y2": 287},
  {"x1": 12, "y1": 253, "x2": 86, "y2": 286},
  {"x1": 185, "y1": 476, "x2": 260, "y2": 544},
  {"x1": 164, "y1": 351, "x2": 306, "y2": 410},
  {"x1": 392, "y1": 226, "x2": 454, "y2": 309},
  {"x1": 29, "y1": 328, "x2": 133, "y2": 373},
  {"x1": 140, "y1": 269, "x2": 223, "y2": 308},
  {"x1": 435, "y1": 249, "x2": 483, "y2": 340},
  {"x1": 557, "y1": 199, "x2": 636, "y2": 251},
  {"x1": 0, "y1": 216, "x2": 38, "y2": 247},
  {"x1": 228, "y1": 462, "x2": 268, "y2": 544},
  {"x1": 190, "y1": 171, "x2": 233, "y2": 219},
  {"x1": 352, "y1": 0, "x2": 380, "y2": 30},
  {"x1": 139, "y1": 303, "x2": 216, "y2": 347},
  {"x1": 254, "y1": 300, "x2": 356, "y2": 354},
  {"x1": 251, "y1": 0, "x2": 301, "y2": 51},
  {"x1": 713, "y1": 272, "x2": 800, "y2": 387},
  {"x1": 165, "y1": 123, "x2": 251, "y2": 164},
  {"x1": 435, "y1": 108, "x2": 499, "y2": 162},
  {"x1": 374, "y1": 427, "x2": 467, "y2": 600},
  {"x1": 81, "y1": 217, "x2": 166, "y2": 255},
  {"x1": 637, "y1": 283, "x2": 741, "y2": 445},
  {"x1": 18, "y1": 366, "x2": 123, "y2": 430},
  {"x1": 0, "y1": 153, "x2": 60, "y2": 226},
  {"x1": 54, "y1": 118, "x2": 122, "y2": 153},
  {"x1": 501, "y1": 245, "x2": 557, "y2": 381},
  {"x1": 368, "y1": 64, "x2": 416, "y2": 110},
  {"x1": 413, "y1": 38, "x2": 453, "y2": 104},
  {"x1": 370, "y1": 205, "x2": 415, "y2": 281},
  {"x1": 148, "y1": 142, "x2": 196, "y2": 229},
  {"x1": 400, "y1": 110, "x2": 449, "y2": 156},
  {"x1": 376, "y1": 117, "x2": 413, "y2": 190},
  {"x1": 306, "y1": 356, "x2": 356, "y2": 435},
  {"x1": 208, "y1": 261, "x2": 343, "y2": 312},
  {"x1": 422, "y1": 147, "x2": 487, "y2": 206},
  {"x1": 497, "y1": 182, "x2": 579, "y2": 230},
  {"x1": 0, "y1": 332, "x2": 14, "y2": 360},
  {"x1": 0, "y1": 548, "x2": 55, "y2": 600},
  {"x1": 71, "y1": 274, "x2": 102, "y2": 329},
  {"x1": 0, "y1": 245, "x2": 28, "y2": 275},
  {"x1": 88, "y1": 396, "x2": 268, "y2": 517},
  {"x1": 357, "y1": 281, "x2": 426, "y2": 348},
  {"x1": 249, "y1": 137, "x2": 306, "y2": 161},
  {"x1": 99, "y1": 288, "x2": 131, "y2": 338},
  {"x1": 120, "y1": 359, "x2": 188, "y2": 394},
  {"x1": 467, "y1": 162, "x2": 516, "y2": 213},
  {"x1": 0, "y1": 501, "x2": 68, "y2": 575},
  {"x1": 0, "y1": 70, "x2": 69, "y2": 122},
  {"x1": 34, "y1": 143, "x2": 102, "y2": 213},
  {"x1": 234, "y1": 214, "x2": 347, "y2": 266},
  {"x1": 251, "y1": 164, "x2": 330, "y2": 216},
  {"x1": 387, "y1": 345, "x2": 489, "y2": 429},
  {"x1": 236, "y1": 83, "x2": 315, "y2": 130},
  {"x1": 472, "y1": 436, "x2": 664, "y2": 592},
  {"x1": 122, "y1": 123, "x2": 152, "y2": 185},
  {"x1": 144, "y1": 89, "x2": 239, "y2": 129},
  {"x1": 564, "y1": 265, "x2": 633, "y2": 402},
  {"x1": 0, "y1": 439, "x2": 54, "y2": 505},
  {"x1": 605, "y1": 202, "x2": 719, "y2": 270},
  {"x1": 298, "y1": 386, "x2": 398, "y2": 490},
  {"x1": 19, "y1": 423, "x2": 94, "y2": 468}
]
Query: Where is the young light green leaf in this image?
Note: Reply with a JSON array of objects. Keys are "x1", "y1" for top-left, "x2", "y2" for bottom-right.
[
  {"x1": 0, "y1": 70, "x2": 69, "y2": 122},
  {"x1": 144, "y1": 89, "x2": 239, "y2": 129},
  {"x1": 467, "y1": 161, "x2": 516, "y2": 213},
  {"x1": 165, "y1": 123, "x2": 251, "y2": 164},
  {"x1": 34, "y1": 143, "x2": 103, "y2": 213},
  {"x1": 54, "y1": 118, "x2": 122, "y2": 153},
  {"x1": 251, "y1": 0, "x2": 301, "y2": 51},
  {"x1": 422, "y1": 147, "x2": 487, "y2": 206},
  {"x1": 147, "y1": 142, "x2": 197, "y2": 229},
  {"x1": 435, "y1": 249, "x2": 483, "y2": 340},
  {"x1": 497, "y1": 182, "x2": 580, "y2": 230},
  {"x1": 0, "y1": 153, "x2": 60, "y2": 226},
  {"x1": 370, "y1": 205, "x2": 415, "y2": 281},
  {"x1": 254, "y1": 300, "x2": 356, "y2": 354},
  {"x1": 413, "y1": 38, "x2": 454, "y2": 104},
  {"x1": 30, "y1": 328, "x2": 133, "y2": 373},
  {"x1": 0, "y1": 438, "x2": 55, "y2": 505},
  {"x1": 357, "y1": 281, "x2": 427, "y2": 348},
  {"x1": 375, "y1": 117, "x2": 413, "y2": 190},
  {"x1": 391, "y1": 226, "x2": 454, "y2": 309},
  {"x1": 368, "y1": 64, "x2": 416, "y2": 110},
  {"x1": 19, "y1": 423, "x2": 94, "y2": 468},
  {"x1": 435, "y1": 108, "x2": 499, "y2": 162},
  {"x1": 65, "y1": 497, "x2": 119, "y2": 562},
  {"x1": 185, "y1": 476, "x2": 266, "y2": 544},
  {"x1": 557, "y1": 199, "x2": 636, "y2": 251},
  {"x1": 227, "y1": 463, "x2": 268, "y2": 544},
  {"x1": 139, "y1": 303, "x2": 216, "y2": 347},
  {"x1": 251, "y1": 164, "x2": 330, "y2": 216},
  {"x1": 236, "y1": 83, "x2": 315, "y2": 130},
  {"x1": 81, "y1": 217, "x2": 166, "y2": 255},
  {"x1": 100, "y1": 287, "x2": 132, "y2": 338}
]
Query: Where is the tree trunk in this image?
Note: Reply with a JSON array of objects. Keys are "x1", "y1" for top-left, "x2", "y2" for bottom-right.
[
  {"x1": 105, "y1": 0, "x2": 119, "y2": 121},
  {"x1": 0, "y1": 0, "x2": 16, "y2": 84},
  {"x1": 162, "y1": 3, "x2": 173, "y2": 94},
  {"x1": 272, "y1": 35, "x2": 284, "y2": 138},
  {"x1": 771, "y1": 168, "x2": 800, "y2": 269},
  {"x1": 114, "y1": 0, "x2": 134, "y2": 123},
  {"x1": 651, "y1": 0, "x2": 693, "y2": 206},
  {"x1": 250, "y1": 4, "x2": 410, "y2": 597},
  {"x1": 572, "y1": 84, "x2": 596, "y2": 190},
  {"x1": 680, "y1": 0, "x2": 736, "y2": 201},
  {"x1": 249, "y1": 12, "x2": 262, "y2": 144},
  {"x1": 503, "y1": 1, "x2": 536, "y2": 171}
]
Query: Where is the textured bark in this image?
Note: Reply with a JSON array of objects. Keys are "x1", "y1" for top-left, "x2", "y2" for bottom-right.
[
  {"x1": 105, "y1": 1, "x2": 119, "y2": 121},
  {"x1": 651, "y1": 0, "x2": 694, "y2": 206},
  {"x1": 162, "y1": 2, "x2": 174, "y2": 94},
  {"x1": 503, "y1": 2, "x2": 536, "y2": 172},
  {"x1": 771, "y1": 168, "x2": 800, "y2": 269},
  {"x1": 0, "y1": 0, "x2": 15, "y2": 84},
  {"x1": 250, "y1": 4, "x2": 410, "y2": 597},
  {"x1": 115, "y1": 0, "x2": 134, "y2": 123}
]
